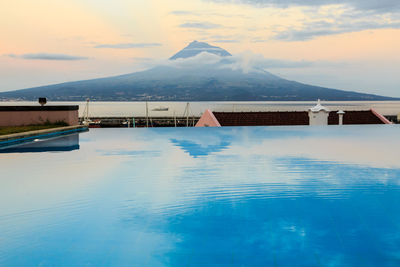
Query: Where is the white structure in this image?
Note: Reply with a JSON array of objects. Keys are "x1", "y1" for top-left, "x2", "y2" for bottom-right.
[
  {"x1": 337, "y1": 110, "x2": 345, "y2": 125},
  {"x1": 308, "y1": 99, "x2": 330, "y2": 126},
  {"x1": 82, "y1": 98, "x2": 91, "y2": 125}
]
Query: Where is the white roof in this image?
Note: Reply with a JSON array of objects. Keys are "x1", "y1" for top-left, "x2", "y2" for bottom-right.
[{"x1": 309, "y1": 99, "x2": 330, "y2": 112}]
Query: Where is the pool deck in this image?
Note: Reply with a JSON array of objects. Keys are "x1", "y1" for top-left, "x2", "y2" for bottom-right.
[{"x1": 0, "y1": 125, "x2": 88, "y2": 147}]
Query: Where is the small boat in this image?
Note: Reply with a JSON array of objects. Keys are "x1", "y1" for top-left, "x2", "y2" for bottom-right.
[
  {"x1": 152, "y1": 106, "x2": 169, "y2": 111},
  {"x1": 87, "y1": 119, "x2": 102, "y2": 128}
]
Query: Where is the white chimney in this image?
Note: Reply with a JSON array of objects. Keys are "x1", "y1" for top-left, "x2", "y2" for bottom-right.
[
  {"x1": 337, "y1": 110, "x2": 345, "y2": 125},
  {"x1": 308, "y1": 99, "x2": 330, "y2": 126}
]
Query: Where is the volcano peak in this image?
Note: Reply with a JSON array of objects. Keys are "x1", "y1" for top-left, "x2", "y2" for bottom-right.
[{"x1": 169, "y1": 41, "x2": 232, "y2": 60}]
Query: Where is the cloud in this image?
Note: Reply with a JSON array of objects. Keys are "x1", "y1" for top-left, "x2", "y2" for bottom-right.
[
  {"x1": 157, "y1": 50, "x2": 317, "y2": 74},
  {"x1": 165, "y1": 52, "x2": 224, "y2": 68},
  {"x1": 132, "y1": 57, "x2": 153, "y2": 61},
  {"x1": 6, "y1": 53, "x2": 88, "y2": 60},
  {"x1": 170, "y1": 10, "x2": 199, "y2": 16},
  {"x1": 209, "y1": 36, "x2": 241, "y2": 43},
  {"x1": 252, "y1": 39, "x2": 269, "y2": 43},
  {"x1": 206, "y1": 0, "x2": 400, "y2": 12},
  {"x1": 219, "y1": 52, "x2": 315, "y2": 73},
  {"x1": 206, "y1": 0, "x2": 400, "y2": 40},
  {"x1": 94, "y1": 43, "x2": 162, "y2": 49},
  {"x1": 250, "y1": 58, "x2": 314, "y2": 68},
  {"x1": 205, "y1": 34, "x2": 243, "y2": 43},
  {"x1": 170, "y1": 10, "x2": 250, "y2": 19},
  {"x1": 273, "y1": 18, "x2": 400, "y2": 41},
  {"x1": 179, "y1": 22, "x2": 222, "y2": 29},
  {"x1": 213, "y1": 39, "x2": 240, "y2": 43}
]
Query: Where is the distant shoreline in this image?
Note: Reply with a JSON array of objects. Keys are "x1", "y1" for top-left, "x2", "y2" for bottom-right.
[{"x1": 1, "y1": 101, "x2": 399, "y2": 117}]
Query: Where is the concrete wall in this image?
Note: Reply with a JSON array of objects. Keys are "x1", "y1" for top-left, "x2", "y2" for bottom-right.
[{"x1": 0, "y1": 106, "x2": 79, "y2": 126}]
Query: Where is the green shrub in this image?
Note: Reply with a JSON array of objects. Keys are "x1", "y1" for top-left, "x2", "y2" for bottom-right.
[{"x1": 0, "y1": 121, "x2": 69, "y2": 136}]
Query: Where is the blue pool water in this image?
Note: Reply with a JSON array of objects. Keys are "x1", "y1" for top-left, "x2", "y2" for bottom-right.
[{"x1": 1, "y1": 126, "x2": 400, "y2": 266}]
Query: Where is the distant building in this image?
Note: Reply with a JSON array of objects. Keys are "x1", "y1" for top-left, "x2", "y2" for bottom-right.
[
  {"x1": 0, "y1": 105, "x2": 79, "y2": 126},
  {"x1": 308, "y1": 99, "x2": 330, "y2": 126},
  {"x1": 196, "y1": 101, "x2": 392, "y2": 127}
]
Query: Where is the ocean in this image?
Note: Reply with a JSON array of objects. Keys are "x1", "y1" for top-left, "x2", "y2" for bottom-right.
[{"x1": 1, "y1": 101, "x2": 400, "y2": 117}]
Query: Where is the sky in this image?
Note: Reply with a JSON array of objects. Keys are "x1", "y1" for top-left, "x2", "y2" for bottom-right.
[{"x1": 0, "y1": 0, "x2": 399, "y2": 97}]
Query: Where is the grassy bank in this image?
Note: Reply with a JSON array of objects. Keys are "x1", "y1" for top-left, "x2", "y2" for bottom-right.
[{"x1": 0, "y1": 122, "x2": 68, "y2": 136}]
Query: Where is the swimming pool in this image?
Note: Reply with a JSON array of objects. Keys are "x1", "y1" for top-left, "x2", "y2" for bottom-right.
[{"x1": 1, "y1": 126, "x2": 400, "y2": 266}]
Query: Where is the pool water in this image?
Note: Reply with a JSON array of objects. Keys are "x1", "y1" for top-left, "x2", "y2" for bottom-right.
[{"x1": 1, "y1": 126, "x2": 400, "y2": 266}]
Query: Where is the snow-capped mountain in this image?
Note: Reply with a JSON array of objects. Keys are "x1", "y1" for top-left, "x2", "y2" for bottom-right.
[{"x1": 170, "y1": 41, "x2": 231, "y2": 60}]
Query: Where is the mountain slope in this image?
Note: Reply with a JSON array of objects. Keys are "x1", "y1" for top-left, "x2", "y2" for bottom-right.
[{"x1": 0, "y1": 42, "x2": 396, "y2": 101}]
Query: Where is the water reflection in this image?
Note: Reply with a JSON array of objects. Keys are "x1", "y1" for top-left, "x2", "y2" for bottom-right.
[
  {"x1": 1, "y1": 126, "x2": 400, "y2": 266},
  {"x1": 0, "y1": 133, "x2": 80, "y2": 153},
  {"x1": 170, "y1": 138, "x2": 231, "y2": 158}
]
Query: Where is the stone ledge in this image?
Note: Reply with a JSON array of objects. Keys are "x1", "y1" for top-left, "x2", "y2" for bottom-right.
[{"x1": 0, "y1": 125, "x2": 88, "y2": 143}]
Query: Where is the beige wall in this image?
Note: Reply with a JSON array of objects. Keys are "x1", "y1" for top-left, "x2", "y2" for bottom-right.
[{"x1": 0, "y1": 110, "x2": 79, "y2": 126}]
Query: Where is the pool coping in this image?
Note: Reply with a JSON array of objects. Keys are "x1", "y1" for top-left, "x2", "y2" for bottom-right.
[{"x1": 0, "y1": 125, "x2": 88, "y2": 147}]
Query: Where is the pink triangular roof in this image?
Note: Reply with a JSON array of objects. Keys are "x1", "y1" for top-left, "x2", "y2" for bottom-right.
[{"x1": 195, "y1": 109, "x2": 221, "y2": 127}]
